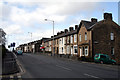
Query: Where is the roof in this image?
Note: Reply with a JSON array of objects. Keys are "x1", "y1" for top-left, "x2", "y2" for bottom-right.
[
  {"x1": 44, "y1": 20, "x2": 95, "y2": 42},
  {"x1": 44, "y1": 29, "x2": 78, "y2": 43},
  {"x1": 81, "y1": 20, "x2": 96, "y2": 29}
]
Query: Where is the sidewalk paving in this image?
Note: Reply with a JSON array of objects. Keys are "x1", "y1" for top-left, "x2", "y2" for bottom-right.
[{"x1": 2, "y1": 52, "x2": 20, "y2": 75}]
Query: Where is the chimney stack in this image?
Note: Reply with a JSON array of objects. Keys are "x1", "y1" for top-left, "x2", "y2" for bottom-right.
[
  {"x1": 91, "y1": 18, "x2": 97, "y2": 22},
  {"x1": 54, "y1": 35, "x2": 57, "y2": 37},
  {"x1": 104, "y1": 13, "x2": 112, "y2": 20},
  {"x1": 69, "y1": 27, "x2": 74, "y2": 31},
  {"x1": 57, "y1": 32, "x2": 60, "y2": 35},
  {"x1": 64, "y1": 29, "x2": 68, "y2": 33},
  {"x1": 51, "y1": 36, "x2": 53, "y2": 38},
  {"x1": 60, "y1": 31, "x2": 64, "y2": 34},
  {"x1": 75, "y1": 25, "x2": 78, "y2": 29}
]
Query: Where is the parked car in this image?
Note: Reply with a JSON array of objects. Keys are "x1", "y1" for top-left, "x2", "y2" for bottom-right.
[
  {"x1": 94, "y1": 53, "x2": 116, "y2": 64},
  {"x1": 17, "y1": 50, "x2": 23, "y2": 55}
]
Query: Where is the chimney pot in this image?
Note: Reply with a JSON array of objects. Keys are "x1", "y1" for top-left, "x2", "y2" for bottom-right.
[
  {"x1": 64, "y1": 29, "x2": 68, "y2": 33},
  {"x1": 75, "y1": 25, "x2": 78, "y2": 29},
  {"x1": 104, "y1": 13, "x2": 112, "y2": 20},
  {"x1": 69, "y1": 27, "x2": 74, "y2": 31},
  {"x1": 91, "y1": 18, "x2": 97, "y2": 22},
  {"x1": 51, "y1": 36, "x2": 53, "y2": 38},
  {"x1": 57, "y1": 32, "x2": 60, "y2": 35}
]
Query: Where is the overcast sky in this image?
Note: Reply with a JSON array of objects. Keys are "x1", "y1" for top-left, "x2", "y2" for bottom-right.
[{"x1": 0, "y1": 0, "x2": 119, "y2": 48}]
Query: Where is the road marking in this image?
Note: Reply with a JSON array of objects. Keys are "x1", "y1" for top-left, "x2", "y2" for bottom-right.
[
  {"x1": 13, "y1": 52, "x2": 17, "y2": 58},
  {"x1": 84, "y1": 73, "x2": 100, "y2": 79},
  {"x1": 56, "y1": 65, "x2": 72, "y2": 71}
]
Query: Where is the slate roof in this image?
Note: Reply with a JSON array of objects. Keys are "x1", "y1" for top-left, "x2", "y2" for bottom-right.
[{"x1": 43, "y1": 20, "x2": 96, "y2": 43}]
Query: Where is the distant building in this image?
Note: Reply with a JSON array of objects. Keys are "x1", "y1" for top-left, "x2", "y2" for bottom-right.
[{"x1": 0, "y1": 28, "x2": 6, "y2": 45}]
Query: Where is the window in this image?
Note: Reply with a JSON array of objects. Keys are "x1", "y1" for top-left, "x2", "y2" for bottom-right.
[
  {"x1": 67, "y1": 46, "x2": 70, "y2": 53},
  {"x1": 71, "y1": 35, "x2": 73, "y2": 43},
  {"x1": 59, "y1": 39, "x2": 61, "y2": 44},
  {"x1": 62, "y1": 47, "x2": 63, "y2": 53},
  {"x1": 74, "y1": 34, "x2": 77, "y2": 42},
  {"x1": 110, "y1": 32, "x2": 114, "y2": 40},
  {"x1": 74, "y1": 46, "x2": 77, "y2": 54},
  {"x1": 64, "y1": 37, "x2": 66, "y2": 44},
  {"x1": 85, "y1": 46, "x2": 88, "y2": 56},
  {"x1": 82, "y1": 47, "x2": 84, "y2": 55},
  {"x1": 79, "y1": 34, "x2": 81, "y2": 42},
  {"x1": 62, "y1": 38, "x2": 63, "y2": 44},
  {"x1": 111, "y1": 47, "x2": 114, "y2": 55},
  {"x1": 85, "y1": 32, "x2": 87, "y2": 40},
  {"x1": 67, "y1": 36, "x2": 69, "y2": 43}
]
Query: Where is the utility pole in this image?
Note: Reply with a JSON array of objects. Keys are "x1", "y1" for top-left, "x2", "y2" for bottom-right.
[{"x1": 45, "y1": 19, "x2": 55, "y2": 56}]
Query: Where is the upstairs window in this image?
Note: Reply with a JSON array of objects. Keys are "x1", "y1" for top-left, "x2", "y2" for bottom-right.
[
  {"x1": 85, "y1": 32, "x2": 87, "y2": 40},
  {"x1": 111, "y1": 47, "x2": 114, "y2": 55},
  {"x1": 59, "y1": 39, "x2": 61, "y2": 44},
  {"x1": 79, "y1": 34, "x2": 81, "y2": 42},
  {"x1": 85, "y1": 46, "x2": 88, "y2": 56},
  {"x1": 71, "y1": 35, "x2": 73, "y2": 43},
  {"x1": 67, "y1": 36, "x2": 69, "y2": 43},
  {"x1": 74, "y1": 34, "x2": 77, "y2": 43},
  {"x1": 110, "y1": 32, "x2": 114, "y2": 40},
  {"x1": 74, "y1": 46, "x2": 77, "y2": 54}
]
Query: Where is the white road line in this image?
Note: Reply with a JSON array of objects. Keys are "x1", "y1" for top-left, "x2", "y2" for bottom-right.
[
  {"x1": 10, "y1": 75, "x2": 14, "y2": 78},
  {"x1": 13, "y1": 52, "x2": 17, "y2": 58},
  {"x1": 56, "y1": 65, "x2": 72, "y2": 71},
  {"x1": 84, "y1": 73, "x2": 100, "y2": 79}
]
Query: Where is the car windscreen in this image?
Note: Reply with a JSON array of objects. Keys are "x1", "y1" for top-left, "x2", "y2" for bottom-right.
[{"x1": 95, "y1": 54, "x2": 99, "y2": 57}]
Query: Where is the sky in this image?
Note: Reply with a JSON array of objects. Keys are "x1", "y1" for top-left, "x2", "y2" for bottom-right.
[{"x1": 0, "y1": 0, "x2": 119, "y2": 49}]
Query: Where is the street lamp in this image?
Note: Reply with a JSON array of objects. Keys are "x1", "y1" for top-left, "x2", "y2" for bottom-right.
[
  {"x1": 45, "y1": 19, "x2": 55, "y2": 56},
  {"x1": 28, "y1": 32, "x2": 32, "y2": 42}
]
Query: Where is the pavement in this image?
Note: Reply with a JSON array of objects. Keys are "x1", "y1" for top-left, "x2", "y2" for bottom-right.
[
  {"x1": 1, "y1": 52, "x2": 21, "y2": 80},
  {"x1": 15, "y1": 53, "x2": 119, "y2": 79}
]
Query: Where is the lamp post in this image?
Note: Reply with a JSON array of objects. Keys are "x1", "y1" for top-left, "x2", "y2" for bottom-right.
[
  {"x1": 28, "y1": 32, "x2": 32, "y2": 53},
  {"x1": 45, "y1": 19, "x2": 54, "y2": 56},
  {"x1": 28, "y1": 32, "x2": 32, "y2": 42}
]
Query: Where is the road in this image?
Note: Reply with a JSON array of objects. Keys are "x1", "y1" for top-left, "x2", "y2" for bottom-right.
[{"x1": 17, "y1": 53, "x2": 119, "y2": 79}]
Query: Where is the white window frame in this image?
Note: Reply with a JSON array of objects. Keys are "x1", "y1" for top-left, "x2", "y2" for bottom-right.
[
  {"x1": 85, "y1": 46, "x2": 88, "y2": 56},
  {"x1": 71, "y1": 35, "x2": 73, "y2": 43},
  {"x1": 62, "y1": 38, "x2": 63, "y2": 44},
  {"x1": 79, "y1": 34, "x2": 81, "y2": 42},
  {"x1": 67, "y1": 36, "x2": 69, "y2": 43},
  {"x1": 74, "y1": 45, "x2": 77, "y2": 54},
  {"x1": 74, "y1": 34, "x2": 77, "y2": 43},
  {"x1": 110, "y1": 32, "x2": 114, "y2": 40},
  {"x1": 85, "y1": 32, "x2": 87, "y2": 40},
  {"x1": 67, "y1": 46, "x2": 69, "y2": 54}
]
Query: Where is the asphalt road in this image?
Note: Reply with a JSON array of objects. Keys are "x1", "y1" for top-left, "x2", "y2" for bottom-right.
[{"x1": 17, "y1": 53, "x2": 119, "y2": 79}]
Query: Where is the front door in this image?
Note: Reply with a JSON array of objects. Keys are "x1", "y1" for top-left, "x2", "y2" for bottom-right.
[
  {"x1": 80, "y1": 48, "x2": 82, "y2": 57},
  {"x1": 71, "y1": 47, "x2": 73, "y2": 56}
]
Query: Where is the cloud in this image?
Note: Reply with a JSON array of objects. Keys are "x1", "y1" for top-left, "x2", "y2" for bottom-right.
[
  {"x1": 2, "y1": 0, "x2": 115, "y2": 47},
  {"x1": 4, "y1": 24, "x2": 23, "y2": 34}
]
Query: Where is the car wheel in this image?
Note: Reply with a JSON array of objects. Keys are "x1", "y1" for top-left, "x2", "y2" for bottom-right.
[{"x1": 100, "y1": 61, "x2": 104, "y2": 64}]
